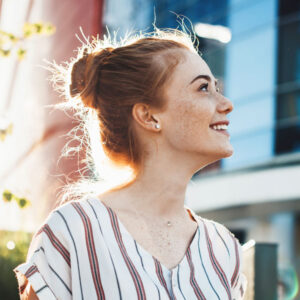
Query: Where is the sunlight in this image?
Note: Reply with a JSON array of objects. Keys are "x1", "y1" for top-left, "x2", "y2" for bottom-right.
[{"x1": 194, "y1": 22, "x2": 232, "y2": 43}]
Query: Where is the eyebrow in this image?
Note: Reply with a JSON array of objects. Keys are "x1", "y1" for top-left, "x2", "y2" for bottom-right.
[{"x1": 189, "y1": 74, "x2": 218, "y2": 87}]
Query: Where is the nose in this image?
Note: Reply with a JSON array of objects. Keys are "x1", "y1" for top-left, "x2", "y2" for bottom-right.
[{"x1": 217, "y1": 94, "x2": 234, "y2": 114}]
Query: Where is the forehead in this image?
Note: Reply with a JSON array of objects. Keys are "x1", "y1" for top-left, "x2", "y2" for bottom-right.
[{"x1": 172, "y1": 50, "x2": 214, "y2": 83}]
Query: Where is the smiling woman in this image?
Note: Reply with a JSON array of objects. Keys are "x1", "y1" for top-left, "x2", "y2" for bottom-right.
[{"x1": 13, "y1": 26, "x2": 247, "y2": 300}]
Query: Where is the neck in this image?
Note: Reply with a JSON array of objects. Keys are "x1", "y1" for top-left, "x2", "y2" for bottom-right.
[{"x1": 103, "y1": 149, "x2": 205, "y2": 220}]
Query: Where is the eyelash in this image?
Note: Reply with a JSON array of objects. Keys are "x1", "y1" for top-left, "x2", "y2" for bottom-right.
[
  {"x1": 198, "y1": 83, "x2": 220, "y2": 93},
  {"x1": 199, "y1": 83, "x2": 209, "y2": 92}
]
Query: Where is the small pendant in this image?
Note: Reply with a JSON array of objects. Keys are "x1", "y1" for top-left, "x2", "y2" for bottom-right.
[{"x1": 167, "y1": 221, "x2": 171, "y2": 226}]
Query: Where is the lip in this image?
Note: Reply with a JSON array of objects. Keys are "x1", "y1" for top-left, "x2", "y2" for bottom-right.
[
  {"x1": 210, "y1": 120, "x2": 229, "y2": 126},
  {"x1": 209, "y1": 120, "x2": 230, "y2": 137}
]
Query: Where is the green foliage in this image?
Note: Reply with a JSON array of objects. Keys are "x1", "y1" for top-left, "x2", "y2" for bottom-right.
[
  {"x1": 16, "y1": 48, "x2": 26, "y2": 60},
  {"x1": 0, "y1": 230, "x2": 32, "y2": 300},
  {"x1": 2, "y1": 190, "x2": 31, "y2": 208},
  {"x1": 2, "y1": 190, "x2": 12, "y2": 202},
  {"x1": 23, "y1": 22, "x2": 55, "y2": 38},
  {"x1": 0, "y1": 119, "x2": 13, "y2": 142},
  {"x1": 0, "y1": 21, "x2": 56, "y2": 61}
]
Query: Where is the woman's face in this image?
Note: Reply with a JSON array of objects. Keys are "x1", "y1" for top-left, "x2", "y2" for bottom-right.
[{"x1": 160, "y1": 49, "x2": 234, "y2": 167}]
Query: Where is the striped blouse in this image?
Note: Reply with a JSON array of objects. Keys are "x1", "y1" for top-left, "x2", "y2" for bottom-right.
[{"x1": 14, "y1": 197, "x2": 247, "y2": 300}]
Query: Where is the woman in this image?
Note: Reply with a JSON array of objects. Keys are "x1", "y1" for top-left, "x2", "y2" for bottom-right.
[{"x1": 14, "y1": 27, "x2": 247, "y2": 299}]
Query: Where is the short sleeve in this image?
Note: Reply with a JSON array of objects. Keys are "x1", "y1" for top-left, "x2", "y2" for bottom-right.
[
  {"x1": 229, "y1": 233, "x2": 248, "y2": 300},
  {"x1": 13, "y1": 210, "x2": 72, "y2": 300}
]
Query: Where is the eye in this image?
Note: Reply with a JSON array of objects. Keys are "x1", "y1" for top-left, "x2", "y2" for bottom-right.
[{"x1": 198, "y1": 83, "x2": 209, "y2": 92}]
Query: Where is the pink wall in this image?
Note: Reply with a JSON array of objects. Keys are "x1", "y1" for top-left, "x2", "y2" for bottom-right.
[{"x1": 0, "y1": 0, "x2": 104, "y2": 232}]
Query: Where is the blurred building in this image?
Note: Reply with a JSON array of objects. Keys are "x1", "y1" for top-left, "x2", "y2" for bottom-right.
[
  {"x1": 0, "y1": 0, "x2": 104, "y2": 230},
  {"x1": 1, "y1": 0, "x2": 299, "y2": 297},
  {"x1": 105, "y1": 0, "x2": 300, "y2": 297}
]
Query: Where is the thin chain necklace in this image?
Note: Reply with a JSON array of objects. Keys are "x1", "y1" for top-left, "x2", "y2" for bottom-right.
[
  {"x1": 165, "y1": 207, "x2": 194, "y2": 227},
  {"x1": 130, "y1": 204, "x2": 194, "y2": 228}
]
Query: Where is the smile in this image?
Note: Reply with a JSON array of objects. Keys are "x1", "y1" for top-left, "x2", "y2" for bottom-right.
[{"x1": 210, "y1": 127, "x2": 230, "y2": 137}]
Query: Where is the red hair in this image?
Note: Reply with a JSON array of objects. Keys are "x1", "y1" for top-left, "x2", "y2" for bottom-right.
[{"x1": 47, "y1": 27, "x2": 199, "y2": 204}]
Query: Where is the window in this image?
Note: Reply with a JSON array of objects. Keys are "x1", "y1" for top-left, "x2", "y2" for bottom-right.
[{"x1": 275, "y1": 0, "x2": 300, "y2": 154}]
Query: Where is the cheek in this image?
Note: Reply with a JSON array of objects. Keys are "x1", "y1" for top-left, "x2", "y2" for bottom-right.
[
  {"x1": 180, "y1": 100, "x2": 212, "y2": 130},
  {"x1": 166, "y1": 101, "x2": 213, "y2": 145}
]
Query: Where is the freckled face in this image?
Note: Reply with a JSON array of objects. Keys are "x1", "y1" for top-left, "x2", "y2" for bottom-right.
[{"x1": 161, "y1": 49, "x2": 234, "y2": 165}]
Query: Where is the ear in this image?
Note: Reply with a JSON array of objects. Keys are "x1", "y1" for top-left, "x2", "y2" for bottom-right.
[{"x1": 132, "y1": 103, "x2": 161, "y2": 132}]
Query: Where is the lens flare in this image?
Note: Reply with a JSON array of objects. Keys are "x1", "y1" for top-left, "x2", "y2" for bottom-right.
[
  {"x1": 278, "y1": 265, "x2": 299, "y2": 300},
  {"x1": 6, "y1": 240, "x2": 15, "y2": 250}
]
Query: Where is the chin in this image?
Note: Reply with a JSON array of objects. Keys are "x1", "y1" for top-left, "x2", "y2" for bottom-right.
[
  {"x1": 222, "y1": 148, "x2": 234, "y2": 158},
  {"x1": 213, "y1": 148, "x2": 234, "y2": 160}
]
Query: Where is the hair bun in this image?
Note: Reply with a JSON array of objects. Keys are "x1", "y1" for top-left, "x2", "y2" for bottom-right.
[
  {"x1": 69, "y1": 47, "x2": 115, "y2": 108},
  {"x1": 69, "y1": 47, "x2": 90, "y2": 97}
]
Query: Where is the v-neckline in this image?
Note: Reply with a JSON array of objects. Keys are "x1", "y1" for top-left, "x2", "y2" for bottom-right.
[{"x1": 92, "y1": 197, "x2": 200, "y2": 273}]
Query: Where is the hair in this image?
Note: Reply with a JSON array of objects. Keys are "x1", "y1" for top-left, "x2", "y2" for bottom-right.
[{"x1": 45, "y1": 24, "x2": 199, "y2": 207}]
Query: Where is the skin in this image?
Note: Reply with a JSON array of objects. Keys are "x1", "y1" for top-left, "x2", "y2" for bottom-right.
[
  {"x1": 100, "y1": 48, "x2": 234, "y2": 269},
  {"x1": 23, "y1": 49, "x2": 234, "y2": 298},
  {"x1": 21, "y1": 279, "x2": 39, "y2": 300},
  {"x1": 102, "y1": 49, "x2": 233, "y2": 216}
]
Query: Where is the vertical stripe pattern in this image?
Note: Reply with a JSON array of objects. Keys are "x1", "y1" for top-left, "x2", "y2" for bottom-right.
[
  {"x1": 13, "y1": 198, "x2": 247, "y2": 300},
  {"x1": 176, "y1": 264, "x2": 187, "y2": 300},
  {"x1": 72, "y1": 202, "x2": 105, "y2": 300},
  {"x1": 154, "y1": 258, "x2": 172, "y2": 300},
  {"x1": 196, "y1": 227, "x2": 220, "y2": 300},
  {"x1": 200, "y1": 219, "x2": 232, "y2": 300},
  {"x1": 56, "y1": 210, "x2": 85, "y2": 300},
  {"x1": 25, "y1": 265, "x2": 38, "y2": 278},
  {"x1": 104, "y1": 204, "x2": 147, "y2": 300},
  {"x1": 212, "y1": 222, "x2": 230, "y2": 258},
  {"x1": 38, "y1": 224, "x2": 70, "y2": 267},
  {"x1": 186, "y1": 248, "x2": 206, "y2": 300},
  {"x1": 87, "y1": 200, "x2": 123, "y2": 300},
  {"x1": 134, "y1": 241, "x2": 161, "y2": 300},
  {"x1": 230, "y1": 235, "x2": 240, "y2": 287}
]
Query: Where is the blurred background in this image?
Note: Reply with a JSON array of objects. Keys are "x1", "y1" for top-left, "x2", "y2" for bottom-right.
[{"x1": 0, "y1": 0, "x2": 299, "y2": 299}]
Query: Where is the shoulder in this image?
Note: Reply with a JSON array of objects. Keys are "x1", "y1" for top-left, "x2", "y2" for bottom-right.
[
  {"x1": 13, "y1": 199, "x2": 98, "y2": 299},
  {"x1": 45, "y1": 197, "x2": 100, "y2": 227},
  {"x1": 197, "y1": 216, "x2": 247, "y2": 296},
  {"x1": 52, "y1": 197, "x2": 99, "y2": 223},
  {"x1": 194, "y1": 214, "x2": 236, "y2": 243},
  {"x1": 196, "y1": 215, "x2": 243, "y2": 259},
  {"x1": 194, "y1": 215, "x2": 244, "y2": 281},
  {"x1": 27, "y1": 198, "x2": 100, "y2": 258}
]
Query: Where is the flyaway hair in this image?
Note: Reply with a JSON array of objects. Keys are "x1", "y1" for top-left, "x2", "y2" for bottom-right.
[{"x1": 43, "y1": 21, "x2": 199, "y2": 207}]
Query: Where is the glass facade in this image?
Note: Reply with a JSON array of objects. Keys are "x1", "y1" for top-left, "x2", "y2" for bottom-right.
[
  {"x1": 149, "y1": 0, "x2": 229, "y2": 175},
  {"x1": 222, "y1": 0, "x2": 278, "y2": 170},
  {"x1": 150, "y1": 0, "x2": 228, "y2": 80},
  {"x1": 103, "y1": 0, "x2": 300, "y2": 170},
  {"x1": 152, "y1": 0, "x2": 228, "y2": 28},
  {"x1": 101, "y1": 2, "x2": 300, "y2": 293},
  {"x1": 275, "y1": 0, "x2": 300, "y2": 154}
]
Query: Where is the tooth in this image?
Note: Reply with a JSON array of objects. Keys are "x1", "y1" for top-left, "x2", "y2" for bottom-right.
[
  {"x1": 212, "y1": 124, "x2": 228, "y2": 130},
  {"x1": 211, "y1": 124, "x2": 228, "y2": 130}
]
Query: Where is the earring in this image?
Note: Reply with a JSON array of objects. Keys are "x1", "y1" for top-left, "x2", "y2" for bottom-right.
[{"x1": 155, "y1": 124, "x2": 160, "y2": 129}]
